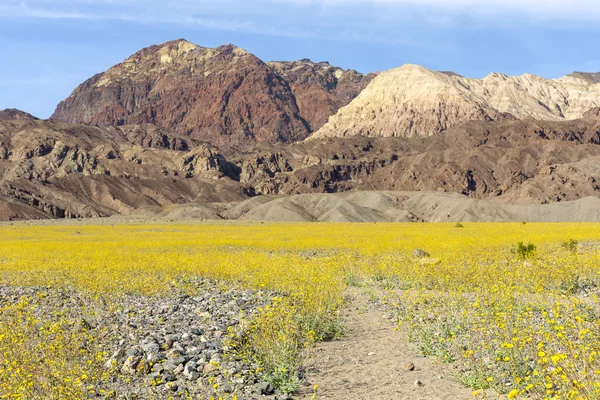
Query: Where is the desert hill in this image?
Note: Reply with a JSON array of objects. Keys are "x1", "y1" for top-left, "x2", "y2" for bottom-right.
[
  {"x1": 0, "y1": 109, "x2": 38, "y2": 121},
  {"x1": 1, "y1": 108, "x2": 599, "y2": 221},
  {"x1": 133, "y1": 191, "x2": 600, "y2": 223},
  {"x1": 51, "y1": 39, "x2": 372, "y2": 146},
  {"x1": 312, "y1": 64, "x2": 600, "y2": 140},
  {"x1": 2, "y1": 40, "x2": 599, "y2": 221}
]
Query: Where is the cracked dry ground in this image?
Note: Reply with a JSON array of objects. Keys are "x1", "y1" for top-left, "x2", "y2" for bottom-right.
[{"x1": 299, "y1": 289, "x2": 501, "y2": 400}]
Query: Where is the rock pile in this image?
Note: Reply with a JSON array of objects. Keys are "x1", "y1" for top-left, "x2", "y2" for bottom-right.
[{"x1": 0, "y1": 279, "x2": 288, "y2": 399}]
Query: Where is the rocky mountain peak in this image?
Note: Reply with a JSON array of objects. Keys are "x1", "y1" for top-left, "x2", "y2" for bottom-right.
[
  {"x1": 50, "y1": 39, "x2": 375, "y2": 146},
  {"x1": 51, "y1": 39, "x2": 311, "y2": 146},
  {"x1": 567, "y1": 71, "x2": 600, "y2": 84},
  {"x1": 267, "y1": 58, "x2": 374, "y2": 131},
  {"x1": 310, "y1": 64, "x2": 600, "y2": 140},
  {"x1": 0, "y1": 109, "x2": 38, "y2": 121}
]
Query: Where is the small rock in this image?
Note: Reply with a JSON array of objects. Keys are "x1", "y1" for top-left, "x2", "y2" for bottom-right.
[
  {"x1": 401, "y1": 361, "x2": 415, "y2": 371},
  {"x1": 414, "y1": 379, "x2": 424, "y2": 387},
  {"x1": 203, "y1": 363, "x2": 218, "y2": 375},
  {"x1": 166, "y1": 382, "x2": 178, "y2": 392},
  {"x1": 173, "y1": 364, "x2": 184, "y2": 375},
  {"x1": 183, "y1": 363, "x2": 200, "y2": 380},
  {"x1": 222, "y1": 384, "x2": 233, "y2": 393},
  {"x1": 141, "y1": 342, "x2": 160, "y2": 355},
  {"x1": 121, "y1": 356, "x2": 141, "y2": 375},
  {"x1": 258, "y1": 381, "x2": 275, "y2": 395},
  {"x1": 162, "y1": 370, "x2": 176, "y2": 382},
  {"x1": 168, "y1": 354, "x2": 186, "y2": 367},
  {"x1": 191, "y1": 327, "x2": 203, "y2": 335},
  {"x1": 412, "y1": 249, "x2": 430, "y2": 258}
]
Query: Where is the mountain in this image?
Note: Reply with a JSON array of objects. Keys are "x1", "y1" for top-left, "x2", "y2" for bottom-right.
[
  {"x1": 51, "y1": 40, "x2": 372, "y2": 146},
  {"x1": 568, "y1": 72, "x2": 600, "y2": 84},
  {"x1": 0, "y1": 109, "x2": 38, "y2": 121},
  {"x1": 52, "y1": 39, "x2": 310, "y2": 146},
  {"x1": 267, "y1": 59, "x2": 374, "y2": 131},
  {"x1": 0, "y1": 118, "x2": 246, "y2": 220},
  {"x1": 6, "y1": 42, "x2": 600, "y2": 221},
  {"x1": 311, "y1": 64, "x2": 600, "y2": 140},
  {"x1": 234, "y1": 111, "x2": 600, "y2": 204},
  {"x1": 2, "y1": 109, "x2": 599, "y2": 220}
]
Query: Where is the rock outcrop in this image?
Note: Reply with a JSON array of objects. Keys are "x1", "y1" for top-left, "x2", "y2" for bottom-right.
[
  {"x1": 0, "y1": 119, "x2": 246, "y2": 220},
  {"x1": 1, "y1": 111, "x2": 600, "y2": 220},
  {"x1": 311, "y1": 64, "x2": 600, "y2": 140},
  {"x1": 51, "y1": 40, "x2": 311, "y2": 146},
  {"x1": 0, "y1": 109, "x2": 38, "y2": 121},
  {"x1": 50, "y1": 40, "x2": 375, "y2": 147},
  {"x1": 267, "y1": 59, "x2": 374, "y2": 131}
]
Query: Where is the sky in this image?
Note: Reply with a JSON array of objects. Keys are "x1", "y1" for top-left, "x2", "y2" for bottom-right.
[{"x1": 1, "y1": 0, "x2": 600, "y2": 118}]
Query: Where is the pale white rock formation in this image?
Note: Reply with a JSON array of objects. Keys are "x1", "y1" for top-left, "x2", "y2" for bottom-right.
[{"x1": 310, "y1": 64, "x2": 600, "y2": 140}]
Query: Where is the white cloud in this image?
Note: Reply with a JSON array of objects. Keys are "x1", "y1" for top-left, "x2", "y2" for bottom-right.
[
  {"x1": 0, "y1": 0, "x2": 599, "y2": 41},
  {"x1": 272, "y1": 0, "x2": 600, "y2": 21}
]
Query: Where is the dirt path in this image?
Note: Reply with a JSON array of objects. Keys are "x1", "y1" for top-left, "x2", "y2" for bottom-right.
[{"x1": 299, "y1": 288, "x2": 495, "y2": 400}]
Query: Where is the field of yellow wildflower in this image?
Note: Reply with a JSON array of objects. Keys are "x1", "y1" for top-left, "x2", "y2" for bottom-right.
[{"x1": 1, "y1": 221, "x2": 599, "y2": 399}]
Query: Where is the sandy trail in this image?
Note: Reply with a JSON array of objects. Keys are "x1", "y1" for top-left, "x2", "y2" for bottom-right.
[{"x1": 299, "y1": 288, "x2": 496, "y2": 400}]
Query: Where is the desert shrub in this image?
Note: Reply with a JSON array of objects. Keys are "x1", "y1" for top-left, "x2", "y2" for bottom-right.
[
  {"x1": 511, "y1": 242, "x2": 536, "y2": 259},
  {"x1": 561, "y1": 239, "x2": 579, "y2": 254}
]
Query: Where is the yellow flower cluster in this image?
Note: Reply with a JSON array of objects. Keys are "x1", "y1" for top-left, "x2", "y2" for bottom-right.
[
  {"x1": 0, "y1": 296, "x2": 107, "y2": 399},
  {"x1": 0, "y1": 221, "x2": 599, "y2": 398}
]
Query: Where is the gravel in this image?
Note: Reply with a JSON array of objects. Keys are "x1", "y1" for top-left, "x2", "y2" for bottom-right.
[{"x1": 0, "y1": 279, "x2": 290, "y2": 399}]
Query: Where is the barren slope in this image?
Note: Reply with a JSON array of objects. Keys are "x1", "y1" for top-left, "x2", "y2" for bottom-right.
[
  {"x1": 138, "y1": 191, "x2": 600, "y2": 223},
  {"x1": 1, "y1": 110, "x2": 599, "y2": 221},
  {"x1": 268, "y1": 60, "x2": 374, "y2": 131},
  {"x1": 0, "y1": 119, "x2": 246, "y2": 220},
  {"x1": 312, "y1": 65, "x2": 600, "y2": 139},
  {"x1": 52, "y1": 40, "x2": 311, "y2": 146},
  {"x1": 0, "y1": 109, "x2": 38, "y2": 121},
  {"x1": 51, "y1": 40, "x2": 374, "y2": 147}
]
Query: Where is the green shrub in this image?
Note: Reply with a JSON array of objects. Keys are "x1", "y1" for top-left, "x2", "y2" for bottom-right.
[
  {"x1": 561, "y1": 239, "x2": 579, "y2": 254},
  {"x1": 511, "y1": 242, "x2": 536, "y2": 259}
]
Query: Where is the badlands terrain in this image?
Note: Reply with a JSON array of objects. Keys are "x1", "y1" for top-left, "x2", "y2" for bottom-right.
[{"x1": 1, "y1": 38, "x2": 599, "y2": 222}]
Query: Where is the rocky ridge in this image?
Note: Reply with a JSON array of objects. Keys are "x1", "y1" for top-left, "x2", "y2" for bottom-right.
[
  {"x1": 0, "y1": 118, "x2": 246, "y2": 220},
  {"x1": 267, "y1": 59, "x2": 375, "y2": 131},
  {"x1": 312, "y1": 64, "x2": 600, "y2": 140},
  {"x1": 0, "y1": 108, "x2": 38, "y2": 121},
  {"x1": 51, "y1": 40, "x2": 372, "y2": 147},
  {"x1": 2, "y1": 109, "x2": 600, "y2": 221}
]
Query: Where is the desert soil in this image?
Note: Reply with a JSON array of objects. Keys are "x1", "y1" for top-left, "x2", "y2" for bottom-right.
[{"x1": 299, "y1": 288, "x2": 499, "y2": 400}]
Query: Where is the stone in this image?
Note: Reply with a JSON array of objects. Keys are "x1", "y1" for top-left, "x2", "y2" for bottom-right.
[
  {"x1": 414, "y1": 379, "x2": 424, "y2": 387},
  {"x1": 141, "y1": 342, "x2": 160, "y2": 355},
  {"x1": 401, "y1": 361, "x2": 415, "y2": 371},
  {"x1": 162, "y1": 370, "x2": 177, "y2": 382},
  {"x1": 166, "y1": 382, "x2": 178, "y2": 392},
  {"x1": 203, "y1": 363, "x2": 218, "y2": 375},
  {"x1": 191, "y1": 327, "x2": 203, "y2": 335},
  {"x1": 121, "y1": 356, "x2": 141, "y2": 375},
  {"x1": 167, "y1": 354, "x2": 186, "y2": 366},
  {"x1": 173, "y1": 364, "x2": 184, "y2": 375},
  {"x1": 412, "y1": 249, "x2": 430, "y2": 258},
  {"x1": 258, "y1": 381, "x2": 275, "y2": 395}
]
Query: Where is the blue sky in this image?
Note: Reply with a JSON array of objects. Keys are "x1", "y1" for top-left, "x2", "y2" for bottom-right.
[{"x1": 1, "y1": 0, "x2": 600, "y2": 118}]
